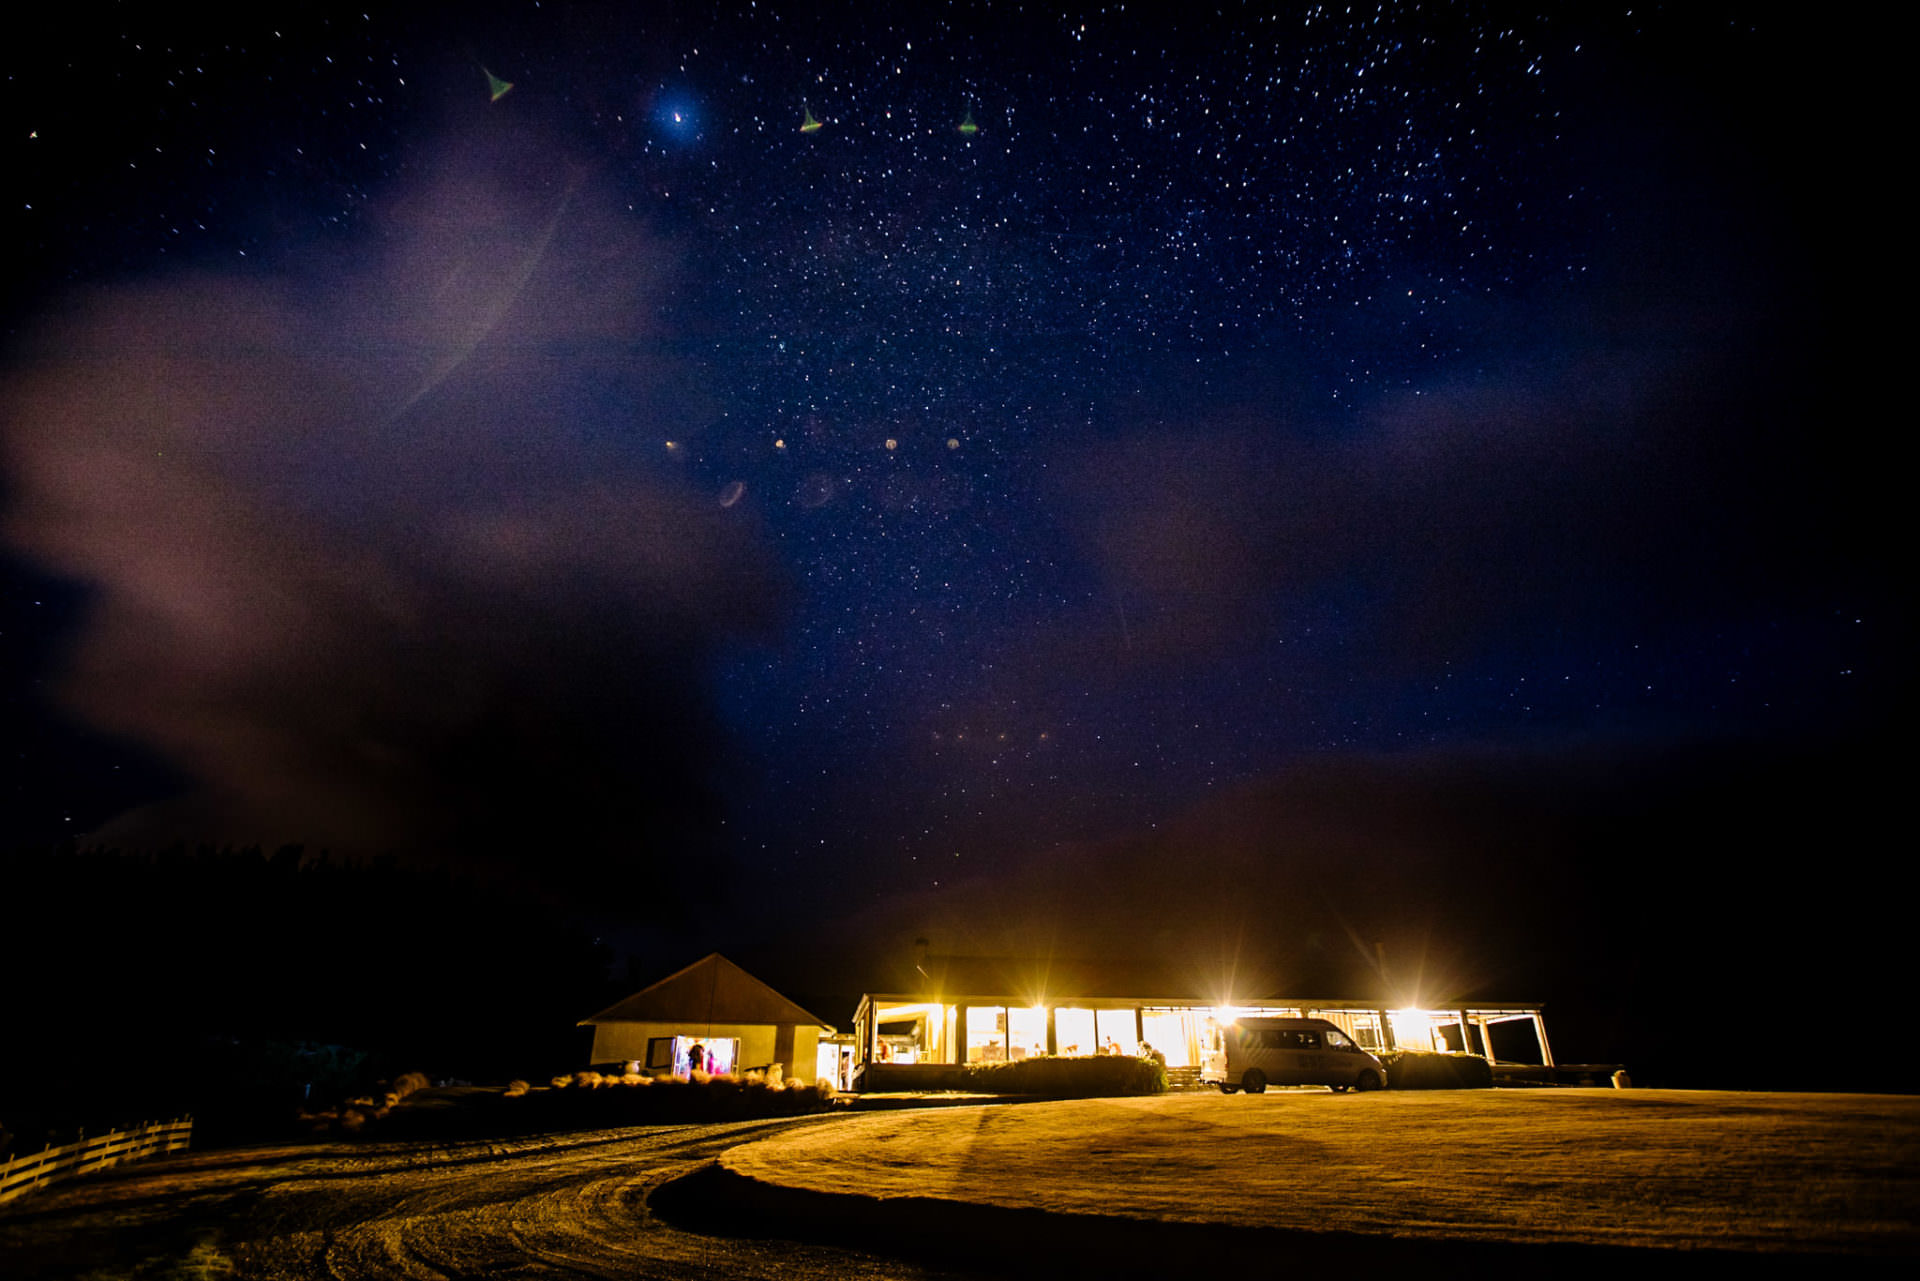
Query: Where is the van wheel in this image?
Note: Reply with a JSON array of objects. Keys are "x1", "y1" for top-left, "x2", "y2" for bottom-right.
[
  {"x1": 1217, "y1": 1082, "x2": 1238, "y2": 1095},
  {"x1": 1355, "y1": 1070, "x2": 1382, "y2": 1092},
  {"x1": 1242, "y1": 1069, "x2": 1267, "y2": 1094}
]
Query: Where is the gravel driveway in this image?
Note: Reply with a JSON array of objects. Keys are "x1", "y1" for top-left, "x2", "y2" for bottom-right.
[{"x1": 1, "y1": 1118, "x2": 974, "y2": 1279}]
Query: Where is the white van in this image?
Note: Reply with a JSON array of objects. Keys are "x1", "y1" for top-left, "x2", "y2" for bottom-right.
[{"x1": 1205, "y1": 1017, "x2": 1387, "y2": 1094}]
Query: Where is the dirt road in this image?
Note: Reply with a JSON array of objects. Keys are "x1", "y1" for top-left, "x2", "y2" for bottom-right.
[{"x1": 1, "y1": 1118, "x2": 972, "y2": 1279}]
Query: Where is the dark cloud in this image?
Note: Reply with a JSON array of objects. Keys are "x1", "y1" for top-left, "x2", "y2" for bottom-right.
[
  {"x1": 1039, "y1": 282, "x2": 1857, "y2": 683},
  {"x1": 833, "y1": 728, "x2": 1902, "y2": 1080},
  {"x1": 843, "y1": 745, "x2": 1588, "y2": 999},
  {"x1": 2, "y1": 134, "x2": 785, "y2": 908}
]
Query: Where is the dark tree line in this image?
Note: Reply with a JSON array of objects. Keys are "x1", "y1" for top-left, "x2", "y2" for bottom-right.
[{"x1": 2, "y1": 842, "x2": 623, "y2": 1147}]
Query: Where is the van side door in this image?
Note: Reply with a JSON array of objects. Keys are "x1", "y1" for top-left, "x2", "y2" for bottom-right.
[{"x1": 1290, "y1": 1027, "x2": 1329, "y2": 1082}]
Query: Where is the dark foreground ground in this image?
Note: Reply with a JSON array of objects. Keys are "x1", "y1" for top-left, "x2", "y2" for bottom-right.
[{"x1": 4, "y1": 1090, "x2": 1914, "y2": 1278}]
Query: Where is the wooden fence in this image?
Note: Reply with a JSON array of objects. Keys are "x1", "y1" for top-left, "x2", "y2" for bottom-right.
[{"x1": 0, "y1": 1117, "x2": 192, "y2": 1204}]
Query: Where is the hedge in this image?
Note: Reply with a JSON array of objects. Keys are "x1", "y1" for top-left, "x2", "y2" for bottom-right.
[
  {"x1": 970, "y1": 1054, "x2": 1167, "y2": 1096},
  {"x1": 1383, "y1": 1051, "x2": 1493, "y2": 1089}
]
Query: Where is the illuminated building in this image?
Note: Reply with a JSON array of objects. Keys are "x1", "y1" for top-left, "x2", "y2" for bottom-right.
[
  {"x1": 850, "y1": 952, "x2": 1553, "y2": 1091},
  {"x1": 579, "y1": 953, "x2": 835, "y2": 1085}
]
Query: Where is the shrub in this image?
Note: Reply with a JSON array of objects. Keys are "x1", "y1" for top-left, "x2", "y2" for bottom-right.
[
  {"x1": 391, "y1": 1071, "x2": 431, "y2": 1099},
  {"x1": 1383, "y1": 1051, "x2": 1493, "y2": 1089},
  {"x1": 503, "y1": 1080, "x2": 530, "y2": 1098}
]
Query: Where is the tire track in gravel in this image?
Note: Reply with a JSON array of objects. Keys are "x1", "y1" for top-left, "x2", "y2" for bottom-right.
[{"x1": 222, "y1": 1119, "x2": 978, "y2": 1280}]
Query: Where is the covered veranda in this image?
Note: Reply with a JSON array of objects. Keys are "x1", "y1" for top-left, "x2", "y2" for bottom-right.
[{"x1": 850, "y1": 955, "x2": 1551, "y2": 1090}]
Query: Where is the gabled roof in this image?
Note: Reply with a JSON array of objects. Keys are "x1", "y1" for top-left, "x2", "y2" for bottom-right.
[{"x1": 580, "y1": 953, "x2": 833, "y2": 1031}]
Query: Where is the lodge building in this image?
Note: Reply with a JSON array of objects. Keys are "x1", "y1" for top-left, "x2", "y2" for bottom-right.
[
  {"x1": 847, "y1": 952, "x2": 1553, "y2": 1091},
  {"x1": 583, "y1": 950, "x2": 1559, "y2": 1092}
]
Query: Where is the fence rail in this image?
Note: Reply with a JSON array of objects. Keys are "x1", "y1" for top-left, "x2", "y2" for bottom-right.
[{"x1": 0, "y1": 1117, "x2": 192, "y2": 1204}]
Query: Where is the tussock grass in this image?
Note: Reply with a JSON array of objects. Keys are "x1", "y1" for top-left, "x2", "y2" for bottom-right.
[
  {"x1": 304, "y1": 1070, "x2": 841, "y2": 1139},
  {"x1": 297, "y1": 1071, "x2": 434, "y2": 1134},
  {"x1": 504, "y1": 1071, "x2": 840, "y2": 1125}
]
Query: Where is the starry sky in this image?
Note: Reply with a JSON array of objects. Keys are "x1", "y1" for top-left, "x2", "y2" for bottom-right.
[{"x1": 1, "y1": 4, "x2": 1899, "y2": 1050}]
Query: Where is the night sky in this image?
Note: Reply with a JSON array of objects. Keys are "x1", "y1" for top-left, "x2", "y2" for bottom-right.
[{"x1": 2, "y1": 5, "x2": 1900, "y2": 1079}]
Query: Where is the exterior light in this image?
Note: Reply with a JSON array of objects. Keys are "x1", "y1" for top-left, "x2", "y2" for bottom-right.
[{"x1": 1390, "y1": 1008, "x2": 1437, "y2": 1050}]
